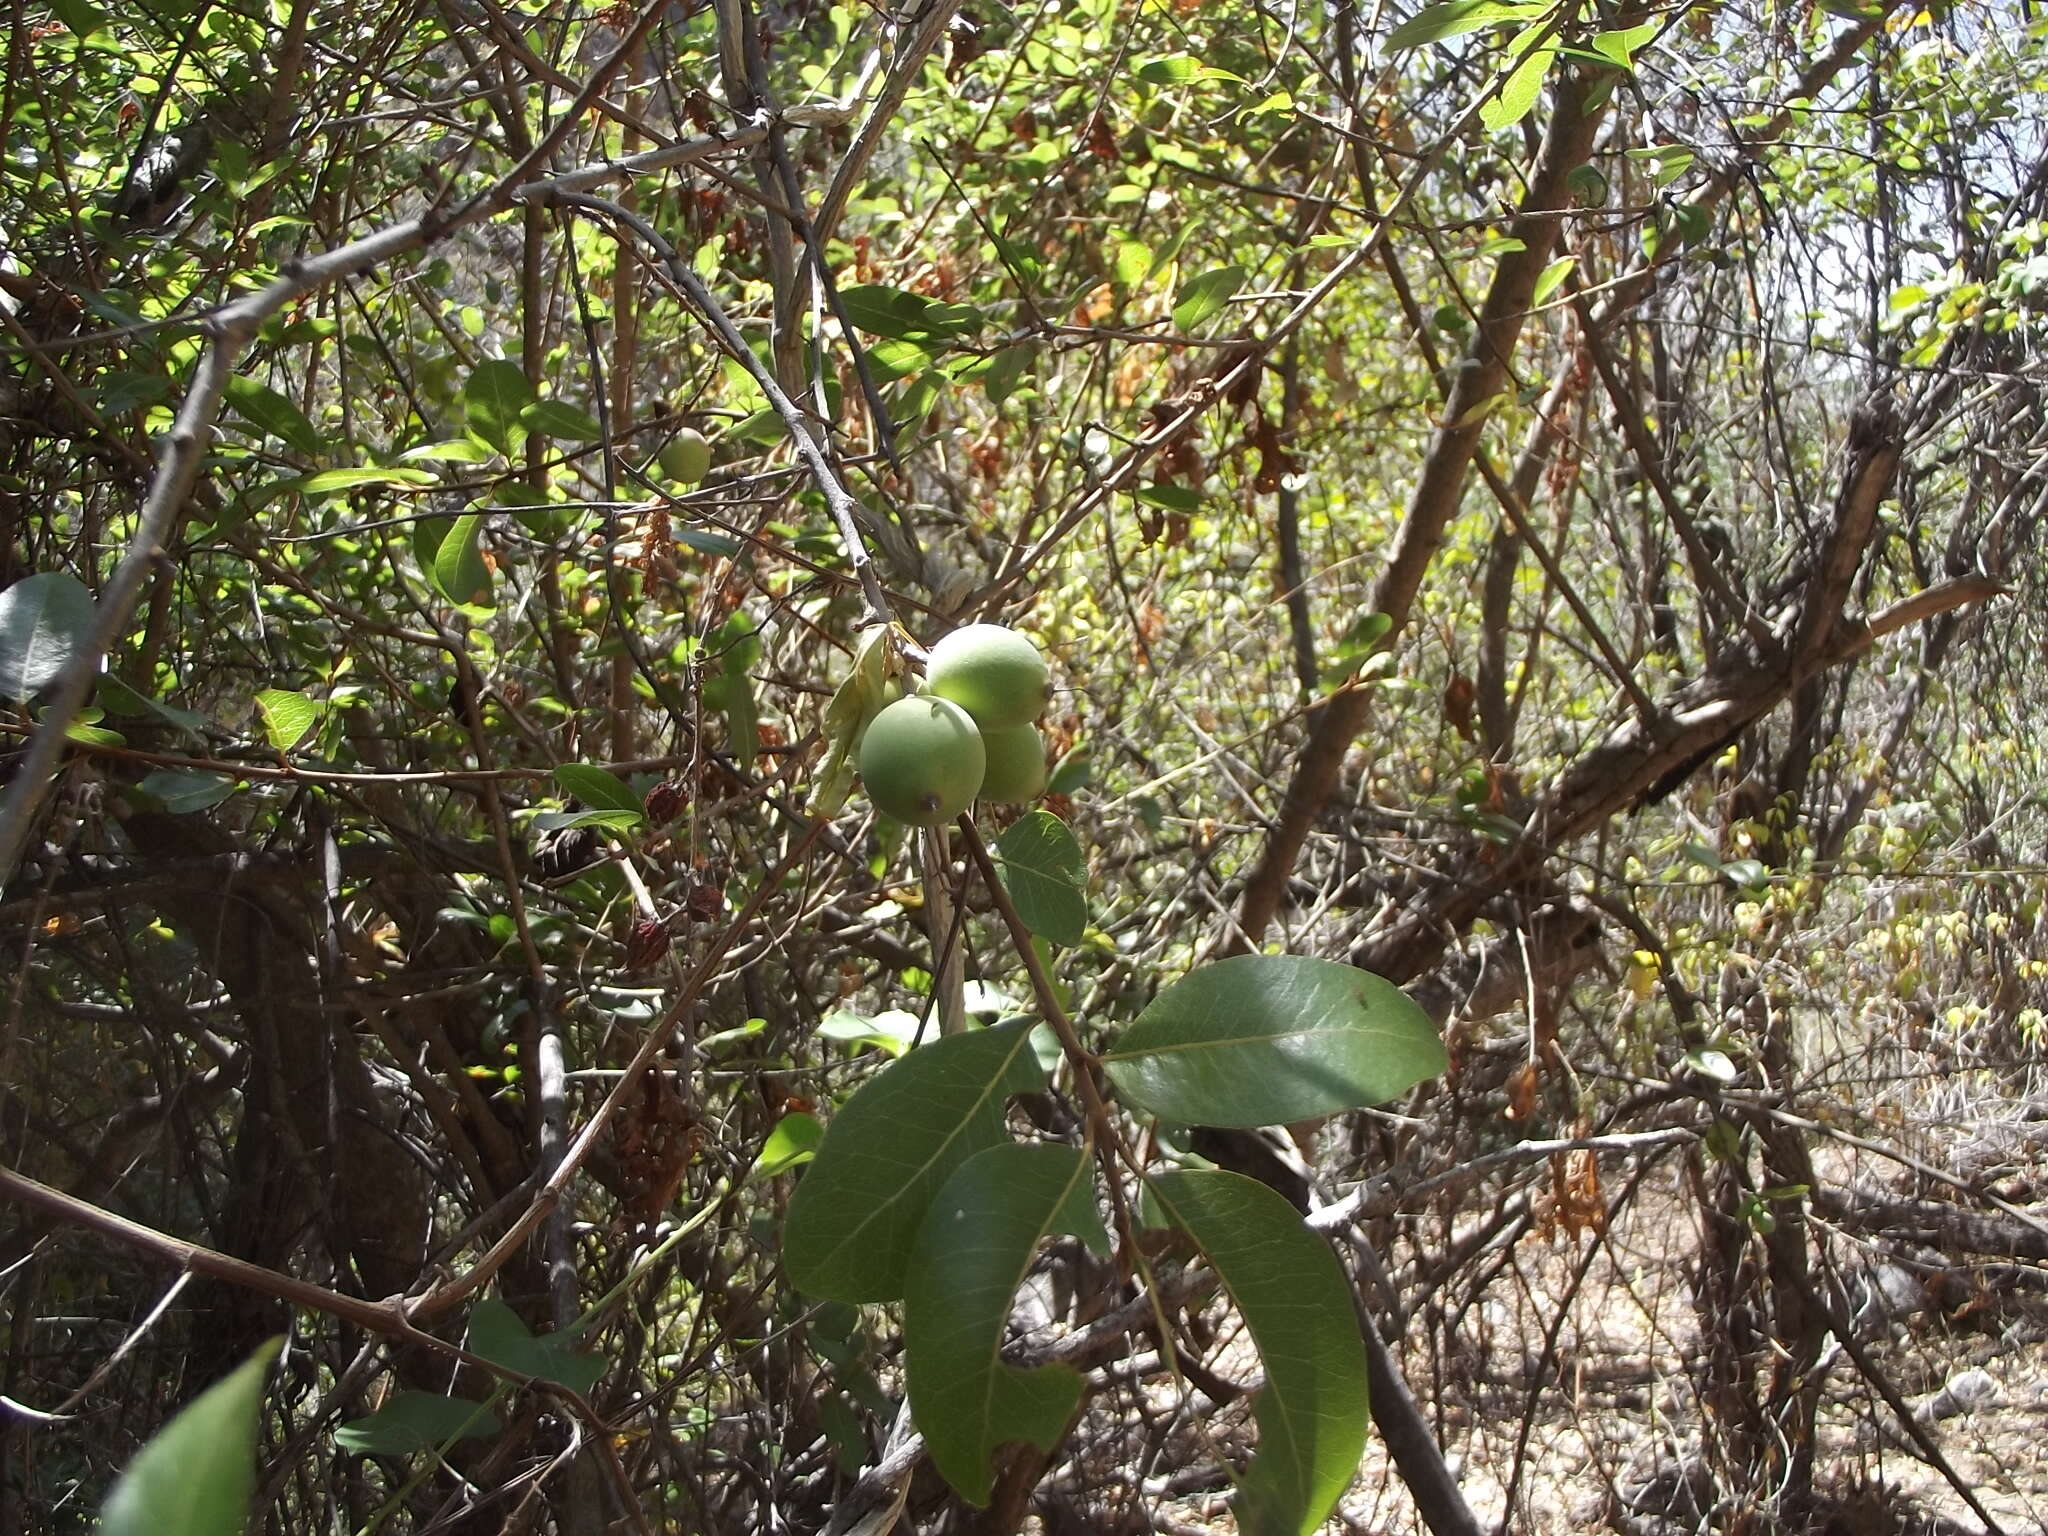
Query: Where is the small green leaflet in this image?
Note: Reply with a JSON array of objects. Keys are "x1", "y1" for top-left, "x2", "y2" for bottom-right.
[
  {"x1": 334, "y1": 1391, "x2": 500, "y2": 1456},
  {"x1": 1481, "y1": 46, "x2": 1554, "y2": 132},
  {"x1": 253, "y1": 688, "x2": 324, "y2": 753},
  {"x1": 102, "y1": 1338, "x2": 279, "y2": 1536},
  {"x1": 748, "y1": 1111, "x2": 824, "y2": 1180},
  {"x1": 1101, "y1": 953, "x2": 1446, "y2": 1128},
  {"x1": 904, "y1": 1145, "x2": 1110, "y2": 1503},
  {"x1": 1532, "y1": 255, "x2": 1577, "y2": 307},
  {"x1": 1149, "y1": 1173, "x2": 1368, "y2": 1536},
  {"x1": 1590, "y1": 21, "x2": 1658, "y2": 69},
  {"x1": 811, "y1": 626, "x2": 894, "y2": 816},
  {"x1": 1112, "y1": 237, "x2": 1153, "y2": 291},
  {"x1": 0, "y1": 570, "x2": 95, "y2": 701},
  {"x1": 462, "y1": 359, "x2": 534, "y2": 455},
  {"x1": 996, "y1": 811, "x2": 1087, "y2": 948},
  {"x1": 223, "y1": 374, "x2": 321, "y2": 457},
  {"x1": 1387, "y1": 0, "x2": 1548, "y2": 51},
  {"x1": 982, "y1": 344, "x2": 1033, "y2": 405},
  {"x1": 1173, "y1": 265, "x2": 1246, "y2": 332},
  {"x1": 783, "y1": 1021, "x2": 1045, "y2": 1302},
  {"x1": 1134, "y1": 53, "x2": 1244, "y2": 85}
]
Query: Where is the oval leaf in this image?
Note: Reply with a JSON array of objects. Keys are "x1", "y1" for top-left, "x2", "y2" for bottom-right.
[
  {"x1": 1101, "y1": 954, "x2": 1446, "y2": 1128},
  {"x1": 784, "y1": 1020, "x2": 1045, "y2": 1301},
  {"x1": 1387, "y1": 0, "x2": 1544, "y2": 50},
  {"x1": 101, "y1": 1337, "x2": 279, "y2": 1536},
  {"x1": 462, "y1": 360, "x2": 534, "y2": 455},
  {"x1": 748, "y1": 1110, "x2": 825, "y2": 1180},
  {"x1": 431, "y1": 512, "x2": 492, "y2": 608},
  {"x1": 1150, "y1": 1171, "x2": 1368, "y2": 1535},
  {"x1": 1172, "y1": 265, "x2": 1246, "y2": 332},
  {"x1": 553, "y1": 763, "x2": 643, "y2": 816},
  {"x1": 334, "y1": 1390, "x2": 500, "y2": 1457},
  {"x1": 996, "y1": 811, "x2": 1087, "y2": 948},
  {"x1": 0, "y1": 571, "x2": 95, "y2": 702},
  {"x1": 222, "y1": 374, "x2": 321, "y2": 457},
  {"x1": 253, "y1": 688, "x2": 324, "y2": 754},
  {"x1": 518, "y1": 399, "x2": 604, "y2": 440},
  {"x1": 136, "y1": 768, "x2": 239, "y2": 814},
  {"x1": 905, "y1": 1144, "x2": 1110, "y2": 1504}
]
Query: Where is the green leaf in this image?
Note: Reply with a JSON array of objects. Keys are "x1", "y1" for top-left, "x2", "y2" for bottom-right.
[
  {"x1": 462, "y1": 360, "x2": 534, "y2": 455},
  {"x1": 817, "y1": 1007, "x2": 922, "y2": 1057},
  {"x1": 101, "y1": 1338, "x2": 279, "y2": 1536},
  {"x1": 253, "y1": 688, "x2": 324, "y2": 754},
  {"x1": 905, "y1": 1145, "x2": 1110, "y2": 1504},
  {"x1": 1148, "y1": 1172, "x2": 1368, "y2": 1536},
  {"x1": 518, "y1": 399, "x2": 604, "y2": 440},
  {"x1": 530, "y1": 807, "x2": 641, "y2": 832},
  {"x1": 783, "y1": 1020, "x2": 1045, "y2": 1301},
  {"x1": 1480, "y1": 46, "x2": 1553, "y2": 132},
  {"x1": 996, "y1": 811, "x2": 1087, "y2": 948},
  {"x1": 1112, "y1": 237, "x2": 1154, "y2": 291},
  {"x1": 1172, "y1": 264, "x2": 1247, "y2": 332},
  {"x1": 466, "y1": 1299, "x2": 603, "y2": 1395},
  {"x1": 1590, "y1": 21, "x2": 1658, "y2": 68},
  {"x1": 99, "y1": 676, "x2": 208, "y2": 735},
  {"x1": 222, "y1": 374, "x2": 321, "y2": 457},
  {"x1": 295, "y1": 466, "x2": 438, "y2": 495},
  {"x1": 431, "y1": 513, "x2": 493, "y2": 608},
  {"x1": 748, "y1": 1110, "x2": 825, "y2": 1180},
  {"x1": 982, "y1": 344, "x2": 1033, "y2": 405},
  {"x1": 136, "y1": 769, "x2": 238, "y2": 814},
  {"x1": 1387, "y1": 0, "x2": 1546, "y2": 51},
  {"x1": 1101, "y1": 954, "x2": 1446, "y2": 1128},
  {"x1": 0, "y1": 571, "x2": 96, "y2": 701},
  {"x1": 1135, "y1": 484, "x2": 1204, "y2": 513},
  {"x1": 840, "y1": 284, "x2": 939, "y2": 340},
  {"x1": 554, "y1": 763, "x2": 643, "y2": 815},
  {"x1": 334, "y1": 1391, "x2": 500, "y2": 1457},
  {"x1": 1531, "y1": 255, "x2": 1576, "y2": 306}
]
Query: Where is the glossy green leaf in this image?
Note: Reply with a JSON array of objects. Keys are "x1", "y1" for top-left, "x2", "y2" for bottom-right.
[
  {"x1": 100, "y1": 1337, "x2": 277, "y2": 1536},
  {"x1": 1101, "y1": 954, "x2": 1445, "y2": 1128},
  {"x1": 1387, "y1": 0, "x2": 1546, "y2": 51},
  {"x1": 1135, "y1": 484, "x2": 1204, "y2": 512},
  {"x1": 1172, "y1": 265, "x2": 1246, "y2": 331},
  {"x1": 905, "y1": 1144, "x2": 1110, "y2": 1504},
  {"x1": 466, "y1": 1299, "x2": 603, "y2": 1395},
  {"x1": 223, "y1": 374, "x2": 321, "y2": 457},
  {"x1": 1148, "y1": 1172, "x2": 1367, "y2": 1536},
  {"x1": 462, "y1": 360, "x2": 534, "y2": 455},
  {"x1": 0, "y1": 571, "x2": 95, "y2": 701},
  {"x1": 519, "y1": 399, "x2": 604, "y2": 440},
  {"x1": 784, "y1": 1020, "x2": 1045, "y2": 1301},
  {"x1": 554, "y1": 763, "x2": 642, "y2": 815},
  {"x1": 748, "y1": 1110, "x2": 825, "y2": 1180},
  {"x1": 1531, "y1": 254, "x2": 1577, "y2": 306},
  {"x1": 996, "y1": 811, "x2": 1087, "y2": 948},
  {"x1": 136, "y1": 769, "x2": 239, "y2": 814},
  {"x1": 1480, "y1": 46, "x2": 1553, "y2": 133},
  {"x1": 839, "y1": 284, "x2": 938, "y2": 340},
  {"x1": 334, "y1": 1390, "x2": 500, "y2": 1456},
  {"x1": 431, "y1": 512, "x2": 492, "y2": 608},
  {"x1": 1590, "y1": 21, "x2": 1658, "y2": 68},
  {"x1": 295, "y1": 466, "x2": 438, "y2": 495},
  {"x1": 253, "y1": 688, "x2": 324, "y2": 753},
  {"x1": 817, "y1": 1007, "x2": 922, "y2": 1057}
]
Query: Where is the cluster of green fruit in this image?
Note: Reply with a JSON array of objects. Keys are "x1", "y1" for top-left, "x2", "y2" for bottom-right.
[{"x1": 858, "y1": 625, "x2": 1052, "y2": 826}]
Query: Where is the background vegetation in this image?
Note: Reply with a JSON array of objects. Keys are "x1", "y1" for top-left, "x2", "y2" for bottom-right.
[{"x1": 4, "y1": 0, "x2": 2047, "y2": 1529}]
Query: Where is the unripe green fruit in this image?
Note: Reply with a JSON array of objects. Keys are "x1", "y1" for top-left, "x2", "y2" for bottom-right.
[
  {"x1": 859, "y1": 695, "x2": 985, "y2": 826},
  {"x1": 925, "y1": 624, "x2": 1051, "y2": 729},
  {"x1": 658, "y1": 428, "x2": 712, "y2": 486},
  {"x1": 976, "y1": 724, "x2": 1047, "y2": 805}
]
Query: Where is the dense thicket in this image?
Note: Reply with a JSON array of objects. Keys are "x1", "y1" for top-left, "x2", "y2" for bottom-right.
[{"x1": 4, "y1": 0, "x2": 2047, "y2": 1530}]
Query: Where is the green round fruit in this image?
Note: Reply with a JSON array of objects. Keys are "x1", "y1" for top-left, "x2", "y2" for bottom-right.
[
  {"x1": 859, "y1": 694, "x2": 986, "y2": 826},
  {"x1": 976, "y1": 724, "x2": 1047, "y2": 805},
  {"x1": 924, "y1": 624, "x2": 1051, "y2": 729},
  {"x1": 658, "y1": 428, "x2": 712, "y2": 486}
]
